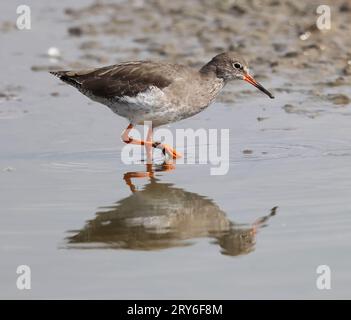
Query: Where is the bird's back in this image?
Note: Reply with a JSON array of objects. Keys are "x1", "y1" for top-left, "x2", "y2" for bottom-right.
[
  {"x1": 50, "y1": 60, "x2": 223, "y2": 126},
  {"x1": 50, "y1": 61, "x2": 195, "y2": 99}
]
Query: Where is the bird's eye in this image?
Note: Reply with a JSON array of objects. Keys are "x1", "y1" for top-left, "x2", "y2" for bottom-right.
[{"x1": 233, "y1": 62, "x2": 242, "y2": 69}]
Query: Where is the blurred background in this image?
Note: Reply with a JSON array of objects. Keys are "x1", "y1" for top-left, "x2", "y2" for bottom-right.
[{"x1": 0, "y1": 0, "x2": 350, "y2": 299}]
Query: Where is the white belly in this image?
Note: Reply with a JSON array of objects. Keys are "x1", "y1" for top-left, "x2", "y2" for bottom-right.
[{"x1": 101, "y1": 86, "x2": 206, "y2": 127}]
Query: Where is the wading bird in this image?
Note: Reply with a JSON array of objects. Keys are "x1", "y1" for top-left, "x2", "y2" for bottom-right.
[{"x1": 51, "y1": 52, "x2": 274, "y2": 159}]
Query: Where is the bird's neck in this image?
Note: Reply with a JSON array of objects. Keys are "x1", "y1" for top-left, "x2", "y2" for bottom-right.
[
  {"x1": 199, "y1": 60, "x2": 229, "y2": 87},
  {"x1": 199, "y1": 60, "x2": 217, "y2": 78},
  {"x1": 195, "y1": 69, "x2": 226, "y2": 107}
]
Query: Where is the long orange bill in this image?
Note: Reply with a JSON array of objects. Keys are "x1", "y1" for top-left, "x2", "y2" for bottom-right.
[{"x1": 243, "y1": 74, "x2": 274, "y2": 99}]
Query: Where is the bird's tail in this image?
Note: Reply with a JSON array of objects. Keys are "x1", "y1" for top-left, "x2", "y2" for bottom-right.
[
  {"x1": 50, "y1": 70, "x2": 67, "y2": 78},
  {"x1": 50, "y1": 70, "x2": 81, "y2": 89}
]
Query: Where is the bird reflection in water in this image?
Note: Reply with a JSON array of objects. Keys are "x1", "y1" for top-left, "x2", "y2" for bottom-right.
[{"x1": 67, "y1": 164, "x2": 277, "y2": 256}]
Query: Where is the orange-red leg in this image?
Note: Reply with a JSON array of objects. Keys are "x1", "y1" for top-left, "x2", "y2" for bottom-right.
[
  {"x1": 123, "y1": 164, "x2": 154, "y2": 192},
  {"x1": 123, "y1": 163, "x2": 176, "y2": 192},
  {"x1": 121, "y1": 123, "x2": 182, "y2": 159}
]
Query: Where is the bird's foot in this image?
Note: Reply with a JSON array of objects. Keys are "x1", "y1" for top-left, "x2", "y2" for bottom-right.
[{"x1": 161, "y1": 144, "x2": 182, "y2": 159}]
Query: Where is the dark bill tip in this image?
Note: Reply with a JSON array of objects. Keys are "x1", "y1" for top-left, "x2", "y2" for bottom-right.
[{"x1": 243, "y1": 74, "x2": 275, "y2": 99}]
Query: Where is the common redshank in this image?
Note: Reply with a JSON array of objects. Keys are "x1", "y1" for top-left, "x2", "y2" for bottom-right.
[{"x1": 50, "y1": 52, "x2": 274, "y2": 159}]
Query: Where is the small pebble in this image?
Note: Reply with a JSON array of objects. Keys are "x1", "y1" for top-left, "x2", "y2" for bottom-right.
[
  {"x1": 327, "y1": 94, "x2": 350, "y2": 106},
  {"x1": 68, "y1": 26, "x2": 83, "y2": 36},
  {"x1": 282, "y1": 104, "x2": 296, "y2": 113},
  {"x1": 47, "y1": 47, "x2": 61, "y2": 58}
]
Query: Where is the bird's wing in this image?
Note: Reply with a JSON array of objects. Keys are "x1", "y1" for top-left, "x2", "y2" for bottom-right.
[{"x1": 51, "y1": 61, "x2": 181, "y2": 98}]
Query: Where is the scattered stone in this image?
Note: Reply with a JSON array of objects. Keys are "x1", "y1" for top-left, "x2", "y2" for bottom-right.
[
  {"x1": 68, "y1": 26, "x2": 83, "y2": 36},
  {"x1": 0, "y1": 88, "x2": 20, "y2": 102},
  {"x1": 230, "y1": 4, "x2": 246, "y2": 15},
  {"x1": 324, "y1": 77, "x2": 347, "y2": 87},
  {"x1": 0, "y1": 21, "x2": 16, "y2": 32},
  {"x1": 47, "y1": 47, "x2": 61, "y2": 59},
  {"x1": 270, "y1": 61, "x2": 279, "y2": 67},
  {"x1": 284, "y1": 51, "x2": 299, "y2": 58},
  {"x1": 343, "y1": 62, "x2": 351, "y2": 76},
  {"x1": 257, "y1": 117, "x2": 269, "y2": 122},
  {"x1": 339, "y1": 2, "x2": 351, "y2": 12},
  {"x1": 282, "y1": 104, "x2": 296, "y2": 113},
  {"x1": 272, "y1": 43, "x2": 287, "y2": 53},
  {"x1": 242, "y1": 149, "x2": 253, "y2": 154},
  {"x1": 299, "y1": 31, "x2": 311, "y2": 41},
  {"x1": 327, "y1": 94, "x2": 350, "y2": 106}
]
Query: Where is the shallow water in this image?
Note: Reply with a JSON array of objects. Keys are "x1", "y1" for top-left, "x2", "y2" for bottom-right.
[{"x1": 1, "y1": 0, "x2": 351, "y2": 299}]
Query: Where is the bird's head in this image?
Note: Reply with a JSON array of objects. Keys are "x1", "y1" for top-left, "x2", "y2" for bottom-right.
[{"x1": 201, "y1": 52, "x2": 274, "y2": 99}]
